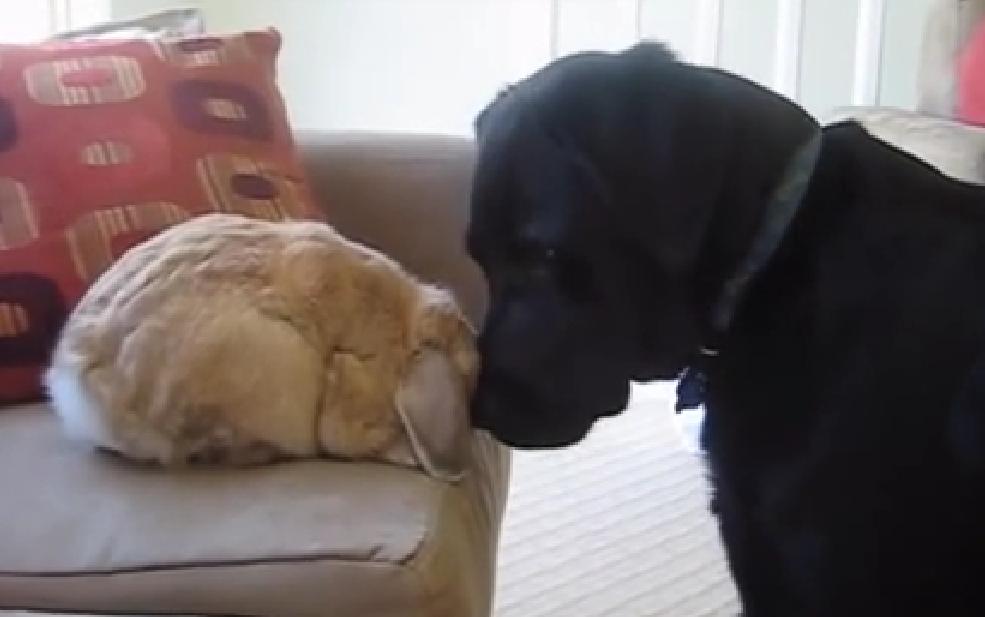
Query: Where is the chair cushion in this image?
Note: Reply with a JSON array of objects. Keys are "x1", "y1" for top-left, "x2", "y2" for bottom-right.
[{"x1": 0, "y1": 404, "x2": 509, "y2": 617}]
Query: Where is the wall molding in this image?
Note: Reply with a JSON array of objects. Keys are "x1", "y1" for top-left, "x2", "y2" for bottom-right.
[
  {"x1": 694, "y1": 0, "x2": 724, "y2": 66},
  {"x1": 852, "y1": 0, "x2": 887, "y2": 105},
  {"x1": 774, "y1": 0, "x2": 806, "y2": 99}
]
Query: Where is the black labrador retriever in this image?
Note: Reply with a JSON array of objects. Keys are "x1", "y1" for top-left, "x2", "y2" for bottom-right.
[{"x1": 467, "y1": 43, "x2": 985, "y2": 616}]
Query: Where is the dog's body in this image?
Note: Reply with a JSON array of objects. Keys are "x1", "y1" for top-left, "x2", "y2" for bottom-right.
[
  {"x1": 703, "y1": 123, "x2": 985, "y2": 615},
  {"x1": 468, "y1": 44, "x2": 985, "y2": 615}
]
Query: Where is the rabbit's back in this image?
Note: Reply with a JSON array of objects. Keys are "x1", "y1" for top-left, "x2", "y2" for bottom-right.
[{"x1": 47, "y1": 214, "x2": 415, "y2": 465}]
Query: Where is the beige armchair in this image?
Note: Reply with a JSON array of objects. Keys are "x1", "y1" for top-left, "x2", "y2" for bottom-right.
[
  {"x1": 0, "y1": 132, "x2": 510, "y2": 617},
  {"x1": 829, "y1": 0, "x2": 985, "y2": 184}
]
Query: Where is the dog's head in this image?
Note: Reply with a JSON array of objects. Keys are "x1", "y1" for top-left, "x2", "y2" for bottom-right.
[{"x1": 468, "y1": 43, "x2": 818, "y2": 448}]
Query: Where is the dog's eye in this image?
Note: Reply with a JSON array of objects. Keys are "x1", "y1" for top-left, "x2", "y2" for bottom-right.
[{"x1": 510, "y1": 241, "x2": 595, "y2": 300}]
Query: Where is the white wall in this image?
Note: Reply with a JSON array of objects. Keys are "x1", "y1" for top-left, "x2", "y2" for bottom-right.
[
  {"x1": 800, "y1": 0, "x2": 862, "y2": 118},
  {"x1": 719, "y1": 0, "x2": 779, "y2": 90},
  {"x1": 554, "y1": 0, "x2": 639, "y2": 55},
  {"x1": 109, "y1": 0, "x2": 940, "y2": 134},
  {"x1": 639, "y1": 1, "x2": 701, "y2": 60},
  {"x1": 114, "y1": 0, "x2": 552, "y2": 134},
  {"x1": 0, "y1": 1, "x2": 59, "y2": 42},
  {"x1": 881, "y1": 0, "x2": 938, "y2": 109}
]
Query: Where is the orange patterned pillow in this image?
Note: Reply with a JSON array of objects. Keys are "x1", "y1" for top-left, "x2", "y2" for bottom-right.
[{"x1": 0, "y1": 29, "x2": 323, "y2": 403}]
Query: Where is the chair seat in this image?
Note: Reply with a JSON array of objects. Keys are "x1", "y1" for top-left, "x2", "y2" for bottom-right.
[{"x1": 0, "y1": 404, "x2": 509, "y2": 617}]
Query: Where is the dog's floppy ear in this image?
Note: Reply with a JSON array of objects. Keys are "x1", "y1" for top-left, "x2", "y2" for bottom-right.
[{"x1": 395, "y1": 346, "x2": 471, "y2": 482}]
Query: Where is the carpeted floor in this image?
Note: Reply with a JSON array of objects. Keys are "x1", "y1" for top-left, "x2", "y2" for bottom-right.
[{"x1": 494, "y1": 384, "x2": 739, "y2": 617}]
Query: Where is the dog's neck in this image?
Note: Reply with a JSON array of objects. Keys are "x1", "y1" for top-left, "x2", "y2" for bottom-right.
[
  {"x1": 709, "y1": 129, "x2": 823, "y2": 335},
  {"x1": 677, "y1": 129, "x2": 823, "y2": 412}
]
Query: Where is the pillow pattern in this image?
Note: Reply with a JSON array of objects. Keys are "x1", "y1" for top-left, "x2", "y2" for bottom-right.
[{"x1": 0, "y1": 29, "x2": 323, "y2": 403}]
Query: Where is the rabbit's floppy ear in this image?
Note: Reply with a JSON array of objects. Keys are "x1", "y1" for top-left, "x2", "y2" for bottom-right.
[{"x1": 395, "y1": 346, "x2": 470, "y2": 482}]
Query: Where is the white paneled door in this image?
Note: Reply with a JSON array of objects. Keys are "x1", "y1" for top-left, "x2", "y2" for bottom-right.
[
  {"x1": 104, "y1": 0, "x2": 939, "y2": 133},
  {"x1": 638, "y1": 0, "x2": 932, "y2": 117}
]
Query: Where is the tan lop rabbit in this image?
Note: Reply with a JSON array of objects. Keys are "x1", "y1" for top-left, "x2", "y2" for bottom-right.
[{"x1": 46, "y1": 214, "x2": 477, "y2": 481}]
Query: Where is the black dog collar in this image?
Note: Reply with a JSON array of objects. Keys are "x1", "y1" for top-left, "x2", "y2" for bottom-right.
[
  {"x1": 711, "y1": 130, "x2": 823, "y2": 332},
  {"x1": 676, "y1": 129, "x2": 823, "y2": 413}
]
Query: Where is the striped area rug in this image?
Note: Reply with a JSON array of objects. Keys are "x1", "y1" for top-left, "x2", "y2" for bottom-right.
[{"x1": 495, "y1": 384, "x2": 739, "y2": 617}]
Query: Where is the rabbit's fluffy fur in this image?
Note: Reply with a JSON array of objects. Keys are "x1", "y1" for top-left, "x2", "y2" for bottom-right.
[{"x1": 46, "y1": 214, "x2": 477, "y2": 480}]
